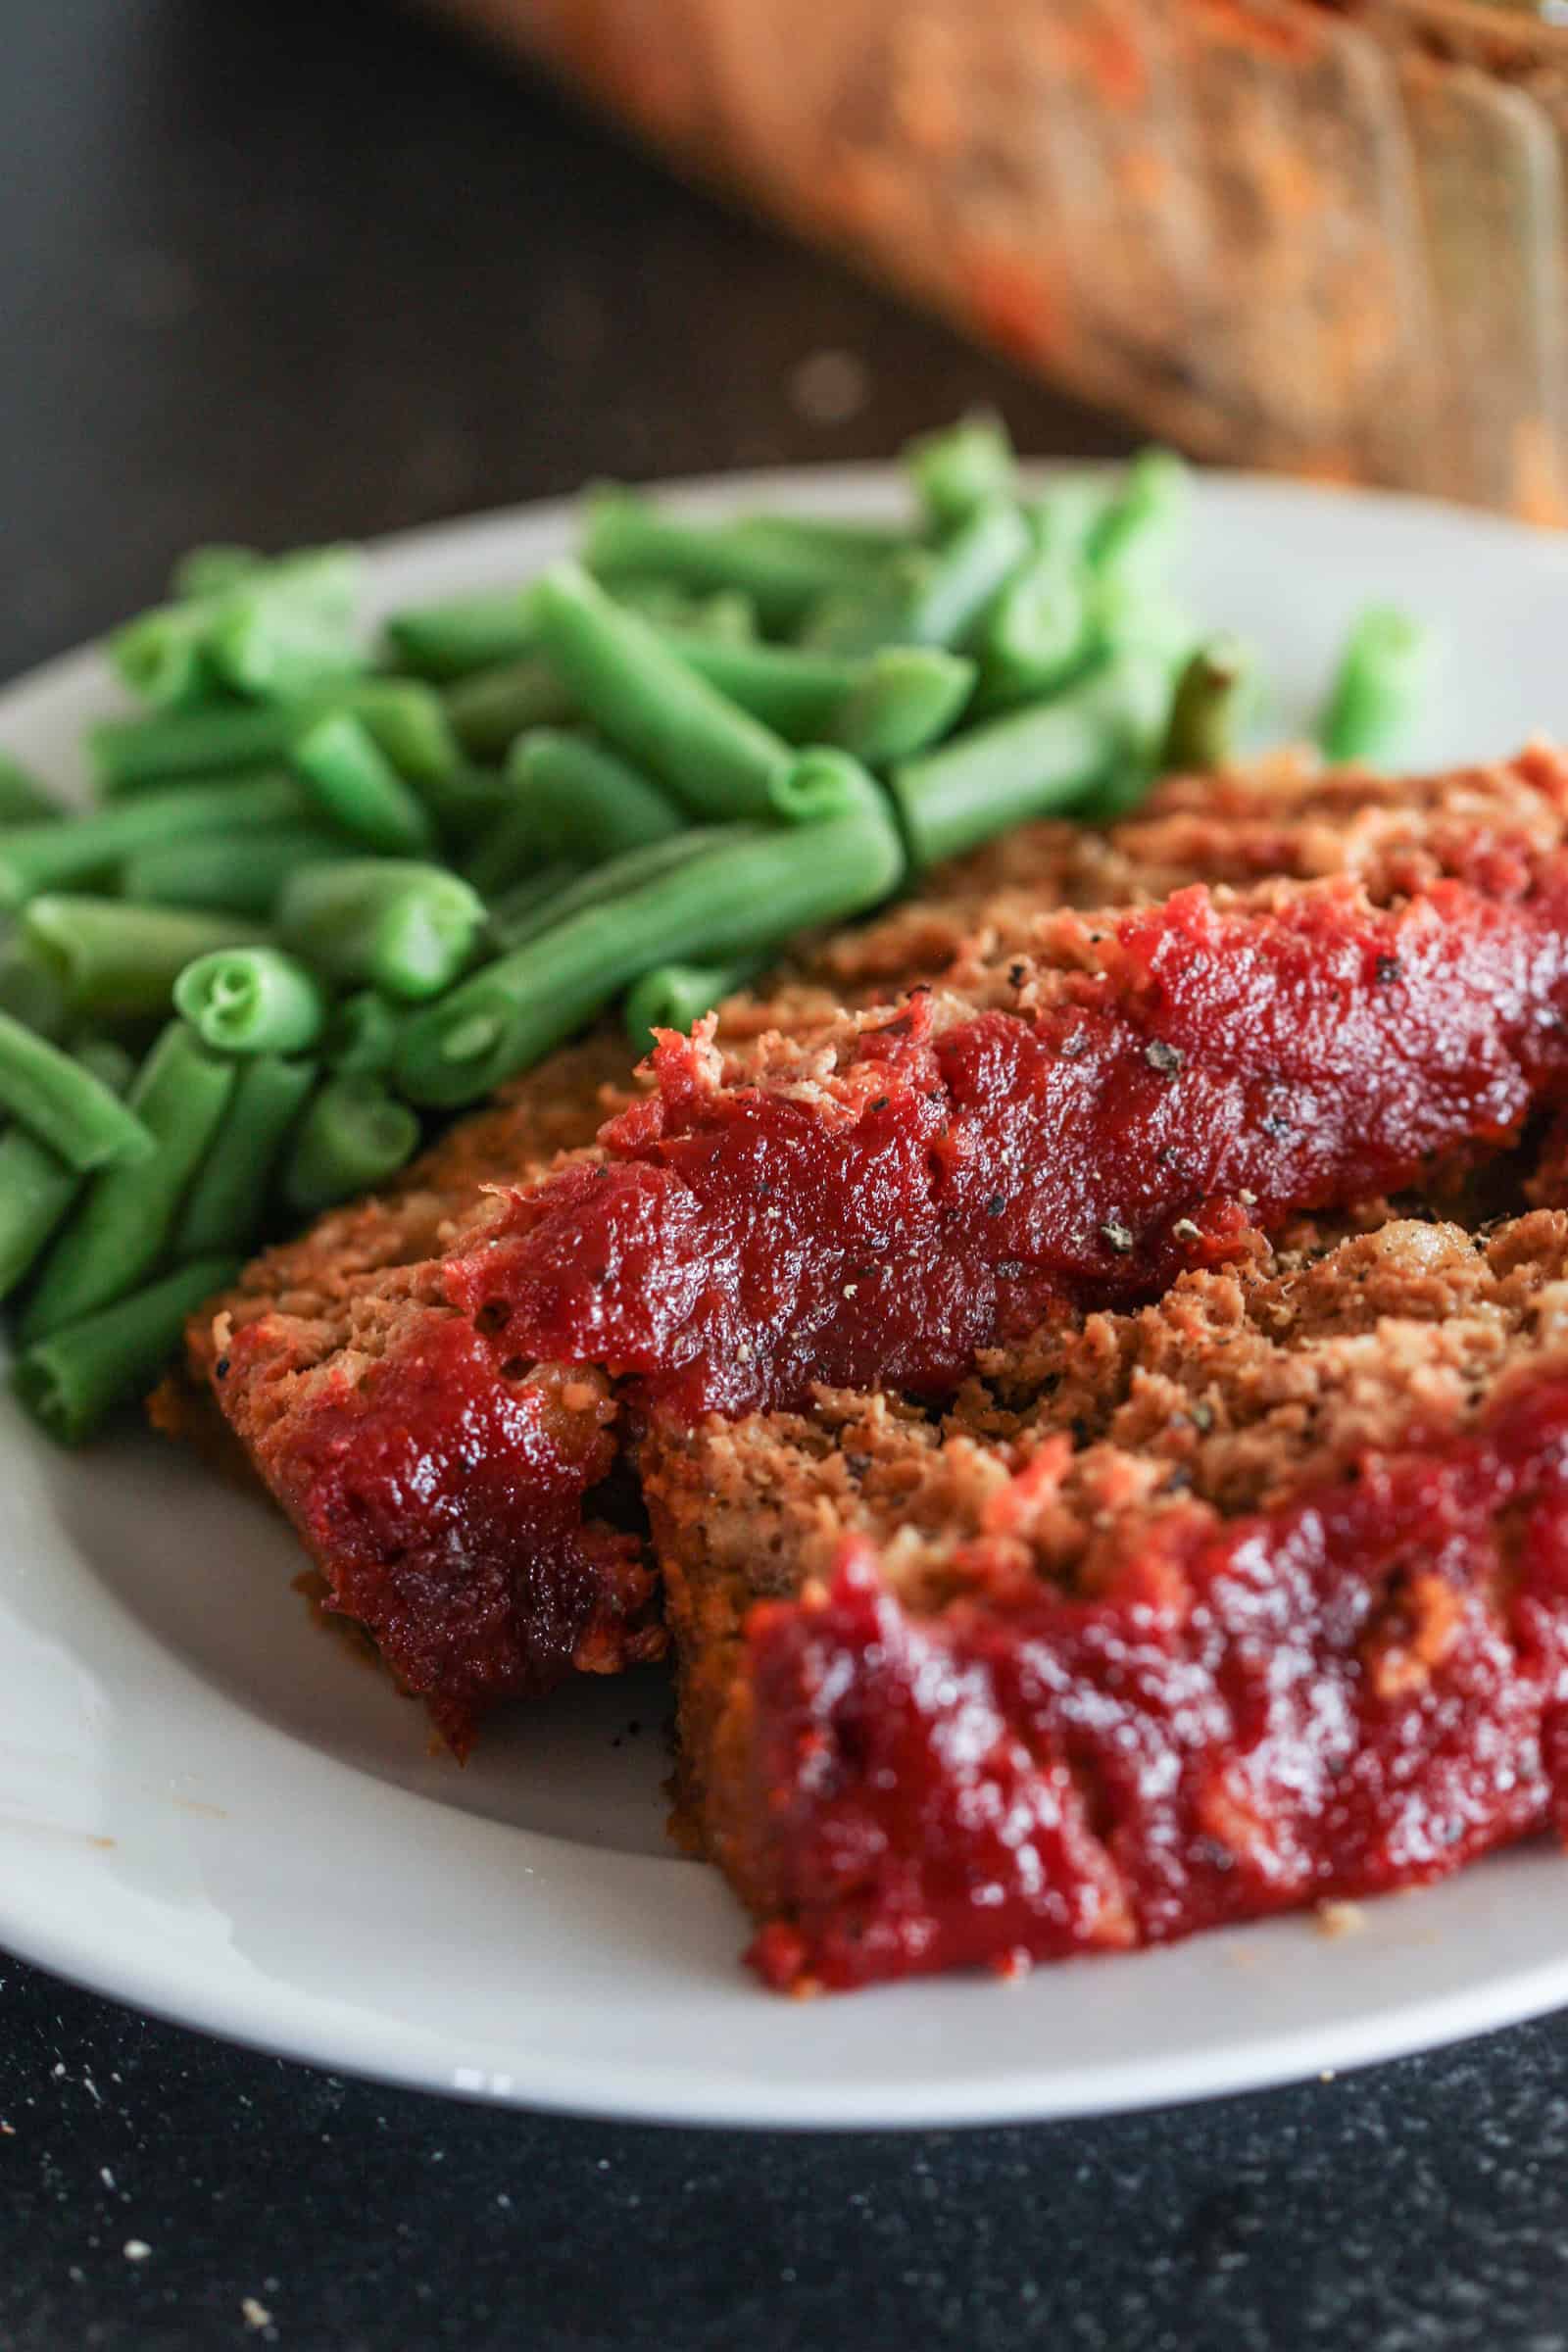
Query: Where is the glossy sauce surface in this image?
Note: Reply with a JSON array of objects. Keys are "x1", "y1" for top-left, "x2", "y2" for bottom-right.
[{"x1": 745, "y1": 1376, "x2": 1568, "y2": 1990}]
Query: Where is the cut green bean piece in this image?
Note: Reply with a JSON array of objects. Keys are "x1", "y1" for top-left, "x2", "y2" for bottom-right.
[
  {"x1": 509, "y1": 731, "x2": 683, "y2": 860},
  {"x1": 623, "y1": 956, "x2": 763, "y2": 1054},
  {"x1": 799, "y1": 502, "x2": 1031, "y2": 658},
  {"x1": 484, "y1": 860, "x2": 583, "y2": 946},
  {"x1": 177, "y1": 1054, "x2": 318, "y2": 1255},
  {"x1": 283, "y1": 1075, "x2": 420, "y2": 1214},
  {"x1": 1316, "y1": 606, "x2": 1434, "y2": 766},
  {"x1": 828, "y1": 649, "x2": 975, "y2": 763},
  {"x1": 0, "y1": 939, "x2": 70, "y2": 1041},
  {"x1": 16, "y1": 1254, "x2": 243, "y2": 1445},
  {"x1": 207, "y1": 547, "x2": 366, "y2": 702},
  {"x1": 397, "y1": 782, "x2": 904, "y2": 1106},
  {"x1": 664, "y1": 634, "x2": 972, "y2": 761},
  {"x1": 173, "y1": 946, "x2": 327, "y2": 1056},
  {"x1": 276, "y1": 859, "x2": 484, "y2": 1002},
  {"x1": 583, "y1": 488, "x2": 897, "y2": 630},
  {"x1": 90, "y1": 679, "x2": 459, "y2": 796},
  {"x1": 290, "y1": 710, "x2": 434, "y2": 854},
  {"x1": 112, "y1": 548, "x2": 364, "y2": 710},
  {"x1": 321, "y1": 991, "x2": 401, "y2": 1076},
  {"x1": 977, "y1": 557, "x2": 1091, "y2": 709},
  {"x1": 465, "y1": 805, "x2": 546, "y2": 901},
  {"x1": 408, "y1": 760, "x2": 515, "y2": 847},
  {"x1": 612, "y1": 583, "x2": 759, "y2": 642},
  {"x1": 24, "y1": 897, "x2": 270, "y2": 1021},
  {"x1": 531, "y1": 563, "x2": 791, "y2": 820},
  {"x1": 1089, "y1": 575, "x2": 1200, "y2": 668},
  {"x1": 906, "y1": 411, "x2": 1017, "y2": 529},
  {"x1": 443, "y1": 655, "x2": 577, "y2": 759},
  {"x1": 385, "y1": 583, "x2": 541, "y2": 680},
  {"x1": 0, "y1": 771, "x2": 306, "y2": 906},
  {"x1": 1089, "y1": 448, "x2": 1193, "y2": 588},
  {"x1": 488, "y1": 832, "x2": 733, "y2": 953},
  {"x1": 0, "y1": 752, "x2": 64, "y2": 825},
  {"x1": 21, "y1": 1021, "x2": 236, "y2": 1340},
  {"x1": 172, "y1": 545, "x2": 262, "y2": 601},
  {"x1": 0, "y1": 1006, "x2": 152, "y2": 1172},
  {"x1": 121, "y1": 824, "x2": 354, "y2": 915},
  {"x1": 0, "y1": 1042, "x2": 133, "y2": 1301},
  {"x1": 1161, "y1": 637, "x2": 1254, "y2": 774},
  {"x1": 890, "y1": 652, "x2": 1171, "y2": 867},
  {"x1": 1025, "y1": 475, "x2": 1118, "y2": 561}
]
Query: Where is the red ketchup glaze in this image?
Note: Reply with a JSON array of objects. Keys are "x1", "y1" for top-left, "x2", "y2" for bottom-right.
[
  {"x1": 450, "y1": 878, "x2": 1568, "y2": 1420},
  {"x1": 742, "y1": 1378, "x2": 1568, "y2": 1992},
  {"x1": 255, "y1": 1316, "x2": 649, "y2": 1750}
]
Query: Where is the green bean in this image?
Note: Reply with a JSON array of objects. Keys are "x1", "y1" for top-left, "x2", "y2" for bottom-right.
[
  {"x1": 1316, "y1": 606, "x2": 1434, "y2": 766},
  {"x1": 582, "y1": 488, "x2": 897, "y2": 630},
  {"x1": 176, "y1": 1054, "x2": 318, "y2": 1255},
  {"x1": 385, "y1": 583, "x2": 541, "y2": 680},
  {"x1": 664, "y1": 635, "x2": 972, "y2": 760},
  {"x1": 623, "y1": 956, "x2": 762, "y2": 1054},
  {"x1": 889, "y1": 652, "x2": 1170, "y2": 867},
  {"x1": 0, "y1": 939, "x2": 70, "y2": 1040},
  {"x1": 1090, "y1": 575, "x2": 1200, "y2": 668},
  {"x1": 509, "y1": 731, "x2": 683, "y2": 860},
  {"x1": 0, "y1": 1042, "x2": 134, "y2": 1301},
  {"x1": 206, "y1": 547, "x2": 366, "y2": 702},
  {"x1": 121, "y1": 824, "x2": 354, "y2": 915},
  {"x1": 906, "y1": 411, "x2": 1017, "y2": 529},
  {"x1": 826, "y1": 649, "x2": 975, "y2": 764},
  {"x1": 0, "y1": 771, "x2": 306, "y2": 906},
  {"x1": 283, "y1": 1075, "x2": 420, "y2": 1214},
  {"x1": 15, "y1": 1255, "x2": 243, "y2": 1445},
  {"x1": 483, "y1": 861, "x2": 584, "y2": 946},
  {"x1": 24, "y1": 898, "x2": 270, "y2": 1021},
  {"x1": 407, "y1": 760, "x2": 514, "y2": 848},
  {"x1": 1025, "y1": 475, "x2": 1117, "y2": 561},
  {"x1": 172, "y1": 545, "x2": 262, "y2": 601},
  {"x1": 276, "y1": 859, "x2": 485, "y2": 1002},
  {"x1": 0, "y1": 753, "x2": 63, "y2": 825},
  {"x1": 612, "y1": 583, "x2": 759, "y2": 642},
  {"x1": 90, "y1": 679, "x2": 459, "y2": 796},
  {"x1": 173, "y1": 946, "x2": 327, "y2": 1056},
  {"x1": 108, "y1": 604, "x2": 221, "y2": 710},
  {"x1": 397, "y1": 780, "x2": 903, "y2": 1105},
  {"x1": 799, "y1": 502, "x2": 1031, "y2": 658},
  {"x1": 0, "y1": 1007, "x2": 151, "y2": 1172},
  {"x1": 487, "y1": 832, "x2": 734, "y2": 953},
  {"x1": 290, "y1": 710, "x2": 434, "y2": 854},
  {"x1": 976, "y1": 557, "x2": 1091, "y2": 710},
  {"x1": 1089, "y1": 448, "x2": 1192, "y2": 588},
  {"x1": 464, "y1": 806, "x2": 546, "y2": 902},
  {"x1": 21, "y1": 1021, "x2": 235, "y2": 1340},
  {"x1": 321, "y1": 991, "x2": 401, "y2": 1076},
  {"x1": 531, "y1": 564, "x2": 791, "y2": 821},
  {"x1": 1161, "y1": 637, "x2": 1253, "y2": 774},
  {"x1": 443, "y1": 655, "x2": 577, "y2": 760},
  {"x1": 111, "y1": 548, "x2": 364, "y2": 710}
]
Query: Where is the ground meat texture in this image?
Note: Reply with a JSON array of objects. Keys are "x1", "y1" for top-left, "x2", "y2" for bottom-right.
[
  {"x1": 181, "y1": 749, "x2": 1568, "y2": 1749},
  {"x1": 643, "y1": 1212, "x2": 1568, "y2": 1990}
]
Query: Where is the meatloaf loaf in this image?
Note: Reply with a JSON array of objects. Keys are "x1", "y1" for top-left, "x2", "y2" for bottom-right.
[
  {"x1": 644, "y1": 1205, "x2": 1568, "y2": 1986},
  {"x1": 179, "y1": 748, "x2": 1568, "y2": 1760}
]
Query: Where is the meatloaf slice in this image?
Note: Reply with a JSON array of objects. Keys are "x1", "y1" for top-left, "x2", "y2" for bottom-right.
[
  {"x1": 189, "y1": 749, "x2": 1568, "y2": 1746},
  {"x1": 643, "y1": 1208, "x2": 1568, "y2": 1989}
]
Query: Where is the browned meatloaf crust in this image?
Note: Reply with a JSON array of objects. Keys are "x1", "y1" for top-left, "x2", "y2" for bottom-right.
[
  {"x1": 643, "y1": 1205, "x2": 1568, "y2": 1988},
  {"x1": 172, "y1": 747, "x2": 1568, "y2": 1757}
]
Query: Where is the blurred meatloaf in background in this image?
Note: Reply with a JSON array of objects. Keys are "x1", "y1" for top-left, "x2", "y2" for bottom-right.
[{"x1": 425, "y1": 0, "x2": 1568, "y2": 521}]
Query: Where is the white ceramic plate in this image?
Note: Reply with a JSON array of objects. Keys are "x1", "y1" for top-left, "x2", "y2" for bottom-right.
[{"x1": 6, "y1": 466, "x2": 1568, "y2": 2130}]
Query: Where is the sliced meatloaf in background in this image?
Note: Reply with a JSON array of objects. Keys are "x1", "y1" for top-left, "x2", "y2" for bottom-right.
[
  {"x1": 171, "y1": 748, "x2": 1568, "y2": 1753},
  {"x1": 643, "y1": 1207, "x2": 1568, "y2": 1990}
]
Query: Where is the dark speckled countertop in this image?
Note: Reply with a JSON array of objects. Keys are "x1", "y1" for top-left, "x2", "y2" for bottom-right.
[{"x1": 5, "y1": 4, "x2": 1568, "y2": 2346}]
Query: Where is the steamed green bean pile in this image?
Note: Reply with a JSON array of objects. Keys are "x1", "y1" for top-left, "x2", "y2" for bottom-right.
[{"x1": 0, "y1": 416, "x2": 1432, "y2": 1440}]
